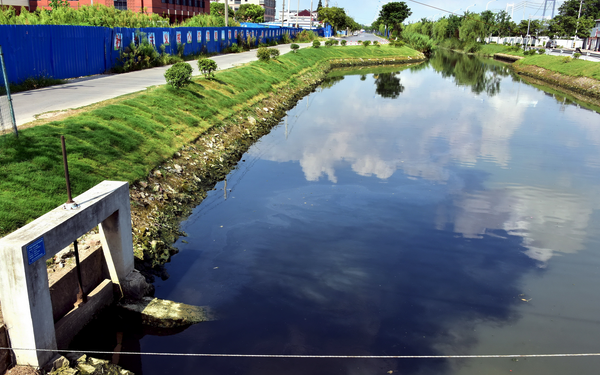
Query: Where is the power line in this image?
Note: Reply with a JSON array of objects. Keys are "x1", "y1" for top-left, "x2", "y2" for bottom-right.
[{"x1": 3, "y1": 347, "x2": 600, "y2": 359}]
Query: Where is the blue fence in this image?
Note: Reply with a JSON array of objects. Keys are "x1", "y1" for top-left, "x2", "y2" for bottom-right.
[{"x1": 0, "y1": 24, "x2": 325, "y2": 85}]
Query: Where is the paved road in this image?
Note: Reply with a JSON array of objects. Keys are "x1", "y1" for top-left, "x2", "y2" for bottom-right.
[
  {"x1": 543, "y1": 48, "x2": 600, "y2": 62},
  {"x1": 335, "y1": 33, "x2": 388, "y2": 45},
  {"x1": 12, "y1": 42, "x2": 311, "y2": 126}
]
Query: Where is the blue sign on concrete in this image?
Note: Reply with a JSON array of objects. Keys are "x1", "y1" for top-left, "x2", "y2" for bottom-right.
[{"x1": 27, "y1": 237, "x2": 46, "y2": 265}]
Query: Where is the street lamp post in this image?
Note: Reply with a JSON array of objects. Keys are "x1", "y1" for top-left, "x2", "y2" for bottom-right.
[
  {"x1": 573, "y1": 0, "x2": 583, "y2": 48},
  {"x1": 465, "y1": 3, "x2": 476, "y2": 12},
  {"x1": 486, "y1": 0, "x2": 496, "y2": 10}
]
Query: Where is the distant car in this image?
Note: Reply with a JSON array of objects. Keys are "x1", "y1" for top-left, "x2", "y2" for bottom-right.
[{"x1": 353, "y1": 31, "x2": 358, "y2": 36}]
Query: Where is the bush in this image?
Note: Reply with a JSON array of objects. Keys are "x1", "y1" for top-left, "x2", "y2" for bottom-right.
[
  {"x1": 312, "y1": 40, "x2": 321, "y2": 48},
  {"x1": 269, "y1": 48, "x2": 280, "y2": 59},
  {"x1": 333, "y1": 39, "x2": 339, "y2": 45},
  {"x1": 117, "y1": 33, "x2": 160, "y2": 73},
  {"x1": 362, "y1": 40, "x2": 371, "y2": 47},
  {"x1": 325, "y1": 40, "x2": 334, "y2": 47},
  {"x1": 562, "y1": 56, "x2": 573, "y2": 63},
  {"x1": 197, "y1": 58, "x2": 217, "y2": 78},
  {"x1": 464, "y1": 42, "x2": 481, "y2": 53},
  {"x1": 573, "y1": 52, "x2": 581, "y2": 59},
  {"x1": 257, "y1": 46, "x2": 270, "y2": 61},
  {"x1": 164, "y1": 62, "x2": 193, "y2": 89},
  {"x1": 341, "y1": 40, "x2": 347, "y2": 46},
  {"x1": 538, "y1": 48, "x2": 546, "y2": 54},
  {"x1": 401, "y1": 30, "x2": 435, "y2": 56},
  {"x1": 295, "y1": 30, "x2": 318, "y2": 42},
  {"x1": 290, "y1": 43, "x2": 300, "y2": 52},
  {"x1": 373, "y1": 41, "x2": 380, "y2": 47},
  {"x1": 281, "y1": 33, "x2": 291, "y2": 44}
]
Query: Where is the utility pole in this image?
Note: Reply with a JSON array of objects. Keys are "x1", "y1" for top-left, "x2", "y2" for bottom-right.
[
  {"x1": 225, "y1": 0, "x2": 229, "y2": 26},
  {"x1": 573, "y1": 0, "x2": 583, "y2": 48},
  {"x1": 287, "y1": 0, "x2": 291, "y2": 28},
  {"x1": 297, "y1": 0, "x2": 299, "y2": 28},
  {"x1": 281, "y1": 0, "x2": 285, "y2": 26},
  {"x1": 310, "y1": 0, "x2": 313, "y2": 29}
]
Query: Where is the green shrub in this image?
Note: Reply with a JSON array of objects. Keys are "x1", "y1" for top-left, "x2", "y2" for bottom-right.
[
  {"x1": 164, "y1": 62, "x2": 193, "y2": 89},
  {"x1": 227, "y1": 42, "x2": 241, "y2": 53},
  {"x1": 562, "y1": 56, "x2": 573, "y2": 63},
  {"x1": 341, "y1": 40, "x2": 347, "y2": 46},
  {"x1": 373, "y1": 40, "x2": 380, "y2": 47},
  {"x1": 295, "y1": 30, "x2": 318, "y2": 42},
  {"x1": 269, "y1": 48, "x2": 280, "y2": 59},
  {"x1": 464, "y1": 42, "x2": 480, "y2": 53},
  {"x1": 312, "y1": 40, "x2": 321, "y2": 48},
  {"x1": 257, "y1": 46, "x2": 270, "y2": 61},
  {"x1": 538, "y1": 48, "x2": 546, "y2": 55},
  {"x1": 281, "y1": 33, "x2": 291, "y2": 44},
  {"x1": 333, "y1": 39, "x2": 339, "y2": 45},
  {"x1": 290, "y1": 43, "x2": 300, "y2": 52},
  {"x1": 116, "y1": 32, "x2": 160, "y2": 73},
  {"x1": 197, "y1": 58, "x2": 217, "y2": 78},
  {"x1": 325, "y1": 40, "x2": 334, "y2": 47},
  {"x1": 362, "y1": 40, "x2": 371, "y2": 47},
  {"x1": 357, "y1": 40, "x2": 362, "y2": 43},
  {"x1": 401, "y1": 30, "x2": 435, "y2": 56},
  {"x1": 573, "y1": 52, "x2": 581, "y2": 59}
]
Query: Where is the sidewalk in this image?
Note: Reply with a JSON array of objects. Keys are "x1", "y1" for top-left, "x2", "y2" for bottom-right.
[{"x1": 13, "y1": 42, "x2": 310, "y2": 126}]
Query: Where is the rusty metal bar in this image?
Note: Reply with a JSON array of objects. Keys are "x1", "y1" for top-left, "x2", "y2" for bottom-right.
[
  {"x1": 73, "y1": 240, "x2": 87, "y2": 305},
  {"x1": 61, "y1": 135, "x2": 74, "y2": 204}
]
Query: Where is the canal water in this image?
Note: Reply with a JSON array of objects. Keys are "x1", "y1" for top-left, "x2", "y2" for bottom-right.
[{"x1": 74, "y1": 50, "x2": 600, "y2": 374}]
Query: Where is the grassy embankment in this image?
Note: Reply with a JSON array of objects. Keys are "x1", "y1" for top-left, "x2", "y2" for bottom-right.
[
  {"x1": 512, "y1": 54, "x2": 600, "y2": 100},
  {"x1": 0, "y1": 44, "x2": 423, "y2": 266}
]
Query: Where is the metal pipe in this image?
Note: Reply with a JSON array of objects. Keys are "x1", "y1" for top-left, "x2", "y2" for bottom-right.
[
  {"x1": 73, "y1": 240, "x2": 87, "y2": 305},
  {"x1": 0, "y1": 45, "x2": 18, "y2": 138},
  {"x1": 61, "y1": 136, "x2": 75, "y2": 205}
]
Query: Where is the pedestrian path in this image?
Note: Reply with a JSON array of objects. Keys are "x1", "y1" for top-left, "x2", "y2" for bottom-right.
[{"x1": 12, "y1": 42, "x2": 310, "y2": 126}]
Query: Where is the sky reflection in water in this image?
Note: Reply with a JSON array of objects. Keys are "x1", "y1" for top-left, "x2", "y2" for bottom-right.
[{"x1": 113, "y1": 52, "x2": 600, "y2": 375}]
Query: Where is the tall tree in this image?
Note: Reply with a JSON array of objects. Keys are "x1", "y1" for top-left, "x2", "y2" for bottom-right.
[
  {"x1": 459, "y1": 13, "x2": 486, "y2": 42},
  {"x1": 316, "y1": 0, "x2": 323, "y2": 12},
  {"x1": 235, "y1": 4, "x2": 265, "y2": 23},
  {"x1": 378, "y1": 2, "x2": 412, "y2": 35},
  {"x1": 317, "y1": 6, "x2": 347, "y2": 32},
  {"x1": 210, "y1": 2, "x2": 234, "y2": 17}
]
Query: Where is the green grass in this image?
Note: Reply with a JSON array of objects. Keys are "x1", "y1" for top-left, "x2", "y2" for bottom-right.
[
  {"x1": 515, "y1": 55, "x2": 600, "y2": 80},
  {"x1": 477, "y1": 44, "x2": 524, "y2": 57},
  {"x1": 0, "y1": 45, "x2": 421, "y2": 236}
]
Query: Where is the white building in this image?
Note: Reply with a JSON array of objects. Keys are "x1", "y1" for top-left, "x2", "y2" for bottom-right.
[{"x1": 277, "y1": 9, "x2": 318, "y2": 28}]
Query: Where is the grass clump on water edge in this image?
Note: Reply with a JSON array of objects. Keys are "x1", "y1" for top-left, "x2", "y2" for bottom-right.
[{"x1": 0, "y1": 44, "x2": 422, "y2": 237}]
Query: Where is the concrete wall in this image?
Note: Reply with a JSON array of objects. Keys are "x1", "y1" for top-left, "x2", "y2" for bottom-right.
[{"x1": 49, "y1": 248, "x2": 110, "y2": 323}]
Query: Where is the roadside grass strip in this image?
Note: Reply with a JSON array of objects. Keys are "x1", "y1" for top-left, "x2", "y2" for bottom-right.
[{"x1": 0, "y1": 45, "x2": 421, "y2": 237}]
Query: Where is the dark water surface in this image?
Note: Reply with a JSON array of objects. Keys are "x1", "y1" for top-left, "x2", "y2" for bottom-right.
[{"x1": 75, "y1": 51, "x2": 600, "y2": 374}]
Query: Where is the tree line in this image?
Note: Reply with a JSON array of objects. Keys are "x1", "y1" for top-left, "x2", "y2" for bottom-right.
[{"x1": 371, "y1": 0, "x2": 599, "y2": 42}]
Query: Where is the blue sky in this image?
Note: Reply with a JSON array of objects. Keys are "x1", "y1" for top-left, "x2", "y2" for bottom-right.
[{"x1": 278, "y1": 0, "x2": 567, "y2": 26}]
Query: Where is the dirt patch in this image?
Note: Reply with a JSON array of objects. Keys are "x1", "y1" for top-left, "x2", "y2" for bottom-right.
[
  {"x1": 5, "y1": 366, "x2": 41, "y2": 375},
  {"x1": 513, "y1": 64, "x2": 600, "y2": 100}
]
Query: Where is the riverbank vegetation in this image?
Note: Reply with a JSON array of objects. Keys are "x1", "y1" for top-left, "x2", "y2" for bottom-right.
[{"x1": 0, "y1": 45, "x2": 423, "y2": 272}]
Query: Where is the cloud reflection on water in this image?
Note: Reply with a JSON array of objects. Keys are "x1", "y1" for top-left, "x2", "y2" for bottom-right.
[{"x1": 251, "y1": 55, "x2": 600, "y2": 267}]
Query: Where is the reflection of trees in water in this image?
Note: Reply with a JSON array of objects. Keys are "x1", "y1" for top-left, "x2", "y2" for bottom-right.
[
  {"x1": 319, "y1": 75, "x2": 344, "y2": 90},
  {"x1": 429, "y1": 50, "x2": 512, "y2": 97},
  {"x1": 360, "y1": 74, "x2": 367, "y2": 81},
  {"x1": 374, "y1": 72, "x2": 405, "y2": 99}
]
